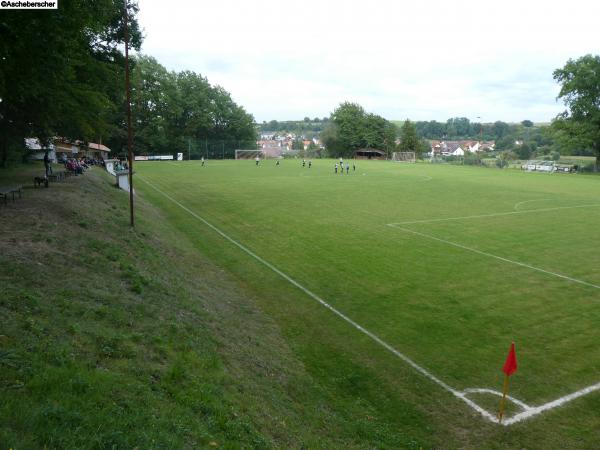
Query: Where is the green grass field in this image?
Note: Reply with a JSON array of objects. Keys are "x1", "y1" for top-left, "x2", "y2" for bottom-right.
[
  {"x1": 3, "y1": 161, "x2": 600, "y2": 447},
  {"x1": 136, "y1": 159, "x2": 600, "y2": 427}
]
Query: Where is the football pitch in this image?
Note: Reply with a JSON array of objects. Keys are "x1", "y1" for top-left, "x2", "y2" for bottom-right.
[{"x1": 136, "y1": 159, "x2": 600, "y2": 426}]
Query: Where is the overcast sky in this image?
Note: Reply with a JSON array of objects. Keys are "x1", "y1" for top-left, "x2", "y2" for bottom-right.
[{"x1": 137, "y1": 0, "x2": 600, "y2": 123}]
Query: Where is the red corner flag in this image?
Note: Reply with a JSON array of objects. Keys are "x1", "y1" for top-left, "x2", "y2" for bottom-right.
[{"x1": 502, "y1": 342, "x2": 518, "y2": 376}]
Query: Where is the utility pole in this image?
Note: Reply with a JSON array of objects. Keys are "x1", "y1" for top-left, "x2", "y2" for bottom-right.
[{"x1": 124, "y1": 0, "x2": 134, "y2": 227}]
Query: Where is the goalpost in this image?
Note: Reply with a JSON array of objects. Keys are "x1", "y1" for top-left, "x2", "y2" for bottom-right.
[
  {"x1": 235, "y1": 149, "x2": 265, "y2": 160},
  {"x1": 392, "y1": 152, "x2": 416, "y2": 163}
]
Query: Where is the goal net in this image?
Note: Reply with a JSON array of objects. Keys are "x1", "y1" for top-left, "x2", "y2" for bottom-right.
[
  {"x1": 392, "y1": 152, "x2": 416, "y2": 163},
  {"x1": 235, "y1": 149, "x2": 265, "y2": 160}
]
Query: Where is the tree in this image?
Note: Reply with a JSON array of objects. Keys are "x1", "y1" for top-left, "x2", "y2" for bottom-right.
[
  {"x1": 492, "y1": 121, "x2": 510, "y2": 139},
  {"x1": 324, "y1": 102, "x2": 397, "y2": 158},
  {"x1": 129, "y1": 57, "x2": 256, "y2": 158},
  {"x1": 331, "y1": 102, "x2": 366, "y2": 154},
  {"x1": 521, "y1": 120, "x2": 534, "y2": 127},
  {"x1": 496, "y1": 135, "x2": 515, "y2": 150},
  {"x1": 398, "y1": 120, "x2": 420, "y2": 153},
  {"x1": 553, "y1": 54, "x2": 600, "y2": 169},
  {"x1": 130, "y1": 55, "x2": 177, "y2": 155},
  {"x1": 446, "y1": 117, "x2": 471, "y2": 137},
  {"x1": 320, "y1": 122, "x2": 340, "y2": 155},
  {"x1": 0, "y1": 0, "x2": 142, "y2": 166},
  {"x1": 515, "y1": 143, "x2": 533, "y2": 160}
]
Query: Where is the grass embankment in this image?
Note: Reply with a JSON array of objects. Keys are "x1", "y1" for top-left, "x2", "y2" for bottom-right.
[{"x1": 0, "y1": 165, "x2": 426, "y2": 448}]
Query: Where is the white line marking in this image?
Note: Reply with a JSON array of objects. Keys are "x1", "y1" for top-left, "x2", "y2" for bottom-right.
[
  {"x1": 387, "y1": 203, "x2": 600, "y2": 226},
  {"x1": 389, "y1": 226, "x2": 600, "y2": 291},
  {"x1": 138, "y1": 175, "x2": 600, "y2": 425},
  {"x1": 504, "y1": 381, "x2": 600, "y2": 425},
  {"x1": 462, "y1": 388, "x2": 532, "y2": 411},
  {"x1": 513, "y1": 198, "x2": 552, "y2": 211}
]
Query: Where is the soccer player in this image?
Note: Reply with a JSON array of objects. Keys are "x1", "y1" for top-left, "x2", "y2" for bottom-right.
[
  {"x1": 334, "y1": 163, "x2": 338, "y2": 174},
  {"x1": 308, "y1": 160, "x2": 312, "y2": 168},
  {"x1": 346, "y1": 163, "x2": 350, "y2": 174},
  {"x1": 201, "y1": 156, "x2": 205, "y2": 166},
  {"x1": 276, "y1": 160, "x2": 280, "y2": 166},
  {"x1": 353, "y1": 162, "x2": 356, "y2": 171},
  {"x1": 302, "y1": 159, "x2": 306, "y2": 167},
  {"x1": 255, "y1": 155, "x2": 260, "y2": 166}
]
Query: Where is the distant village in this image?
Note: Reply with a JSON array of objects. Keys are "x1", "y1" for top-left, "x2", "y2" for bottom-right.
[
  {"x1": 428, "y1": 140, "x2": 496, "y2": 156},
  {"x1": 258, "y1": 132, "x2": 497, "y2": 158}
]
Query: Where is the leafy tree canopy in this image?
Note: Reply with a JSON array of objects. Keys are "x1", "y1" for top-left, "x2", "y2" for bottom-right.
[
  {"x1": 552, "y1": 54, "x2": 600, "y2": 168},
  {"x1": 0, "y1": 0, "x2": 142, "y2": 166},
  {"x1": 398, "y1": 120, "x2": 419, "y2": 152},
  {"x1": 322, "y1": 102, "x2": 397, "y2": 158},
  {"x1": 129, "y1": 56, "x2": 256, "y2": 157}
]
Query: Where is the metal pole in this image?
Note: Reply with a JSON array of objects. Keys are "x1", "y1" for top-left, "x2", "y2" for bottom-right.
[{"x1": 124, "y1": 0, "x2": 134, "y2": 227}]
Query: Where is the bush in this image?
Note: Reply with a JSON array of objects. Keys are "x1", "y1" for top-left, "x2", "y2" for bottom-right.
[
  {"x1": 462, "y1": 155, "x2": 479, "y2": 165},
  {"x1": 578, "y1": 162, "x2": 597, "y2": 172},
  {"x1": 496, "y1": 158, "x2": 508, "y2": 168}
]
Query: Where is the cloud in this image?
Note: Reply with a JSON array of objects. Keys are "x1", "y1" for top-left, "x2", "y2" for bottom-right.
[{"x1": 137, "y1": 0, "x2": 600, "y2": 122}]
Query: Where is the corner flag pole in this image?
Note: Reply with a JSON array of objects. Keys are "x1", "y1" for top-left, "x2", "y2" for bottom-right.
[
  {"x1": 498, "y1": 373, "x2": 510, "y2": 422},
  {"x1": 124, "y1": 0, "x2": 134, "y2": 228},
  {"x1": 498, "y1": 342, "x2": 518, "y2": 423}
]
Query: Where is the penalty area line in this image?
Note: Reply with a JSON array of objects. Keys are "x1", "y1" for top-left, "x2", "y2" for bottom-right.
[
  {"x1": 389, "y1": 226, "x2": 600, "y2": 291},
  {"x1": 387, "y1": 203, "x2": 600, "y2": 226}
]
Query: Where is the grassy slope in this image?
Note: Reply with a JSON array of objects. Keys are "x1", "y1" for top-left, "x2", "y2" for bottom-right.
[
  {"x1": 135, "y1": 159, "x2": 600, "y2": 448},
  {"x1": 0, "y1": 165, "x2": 424, "y2": 449}
]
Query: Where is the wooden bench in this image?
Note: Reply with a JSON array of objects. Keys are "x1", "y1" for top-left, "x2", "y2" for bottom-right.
[{"x1": 0, "y1": 185, "x2": 23, "y2": 206}]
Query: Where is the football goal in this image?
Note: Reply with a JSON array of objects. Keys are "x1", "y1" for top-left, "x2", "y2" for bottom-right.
[
  {"x1": 392, "y1": 152, "x2": 416, "y2": 163},
  {"x1": 235, "y1": 149, "x2": 265, "y2": 160}
]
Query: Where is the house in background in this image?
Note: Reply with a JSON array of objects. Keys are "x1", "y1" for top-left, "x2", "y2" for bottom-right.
[
  {"x1": 434, "y1": 141, "x2": 464, "y2": 156},
  {"x1": 27, "y1": 137, "x2": 111, "y2": 161},
  {"x1": 25, "y1": 138, "x2": 56, "y2": 162},
  {"x1": 445, "y1": 142, "x2": 464, "y2": 156},
  {"x1": 85, "y1": 142, "x2": 111, "y2": 160},
  {"x1": 479, "y1": 141, "x2": 496, "y2": 151},
  {"x1": 461, "y1": 141, "x2": 480, "y2": 152},
  {"x1": 53, "y1": 138, "x2": 82, "y2": 160},
  {"x1": 430, "y1": 140, "x2": 495, "y2": 156}
]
